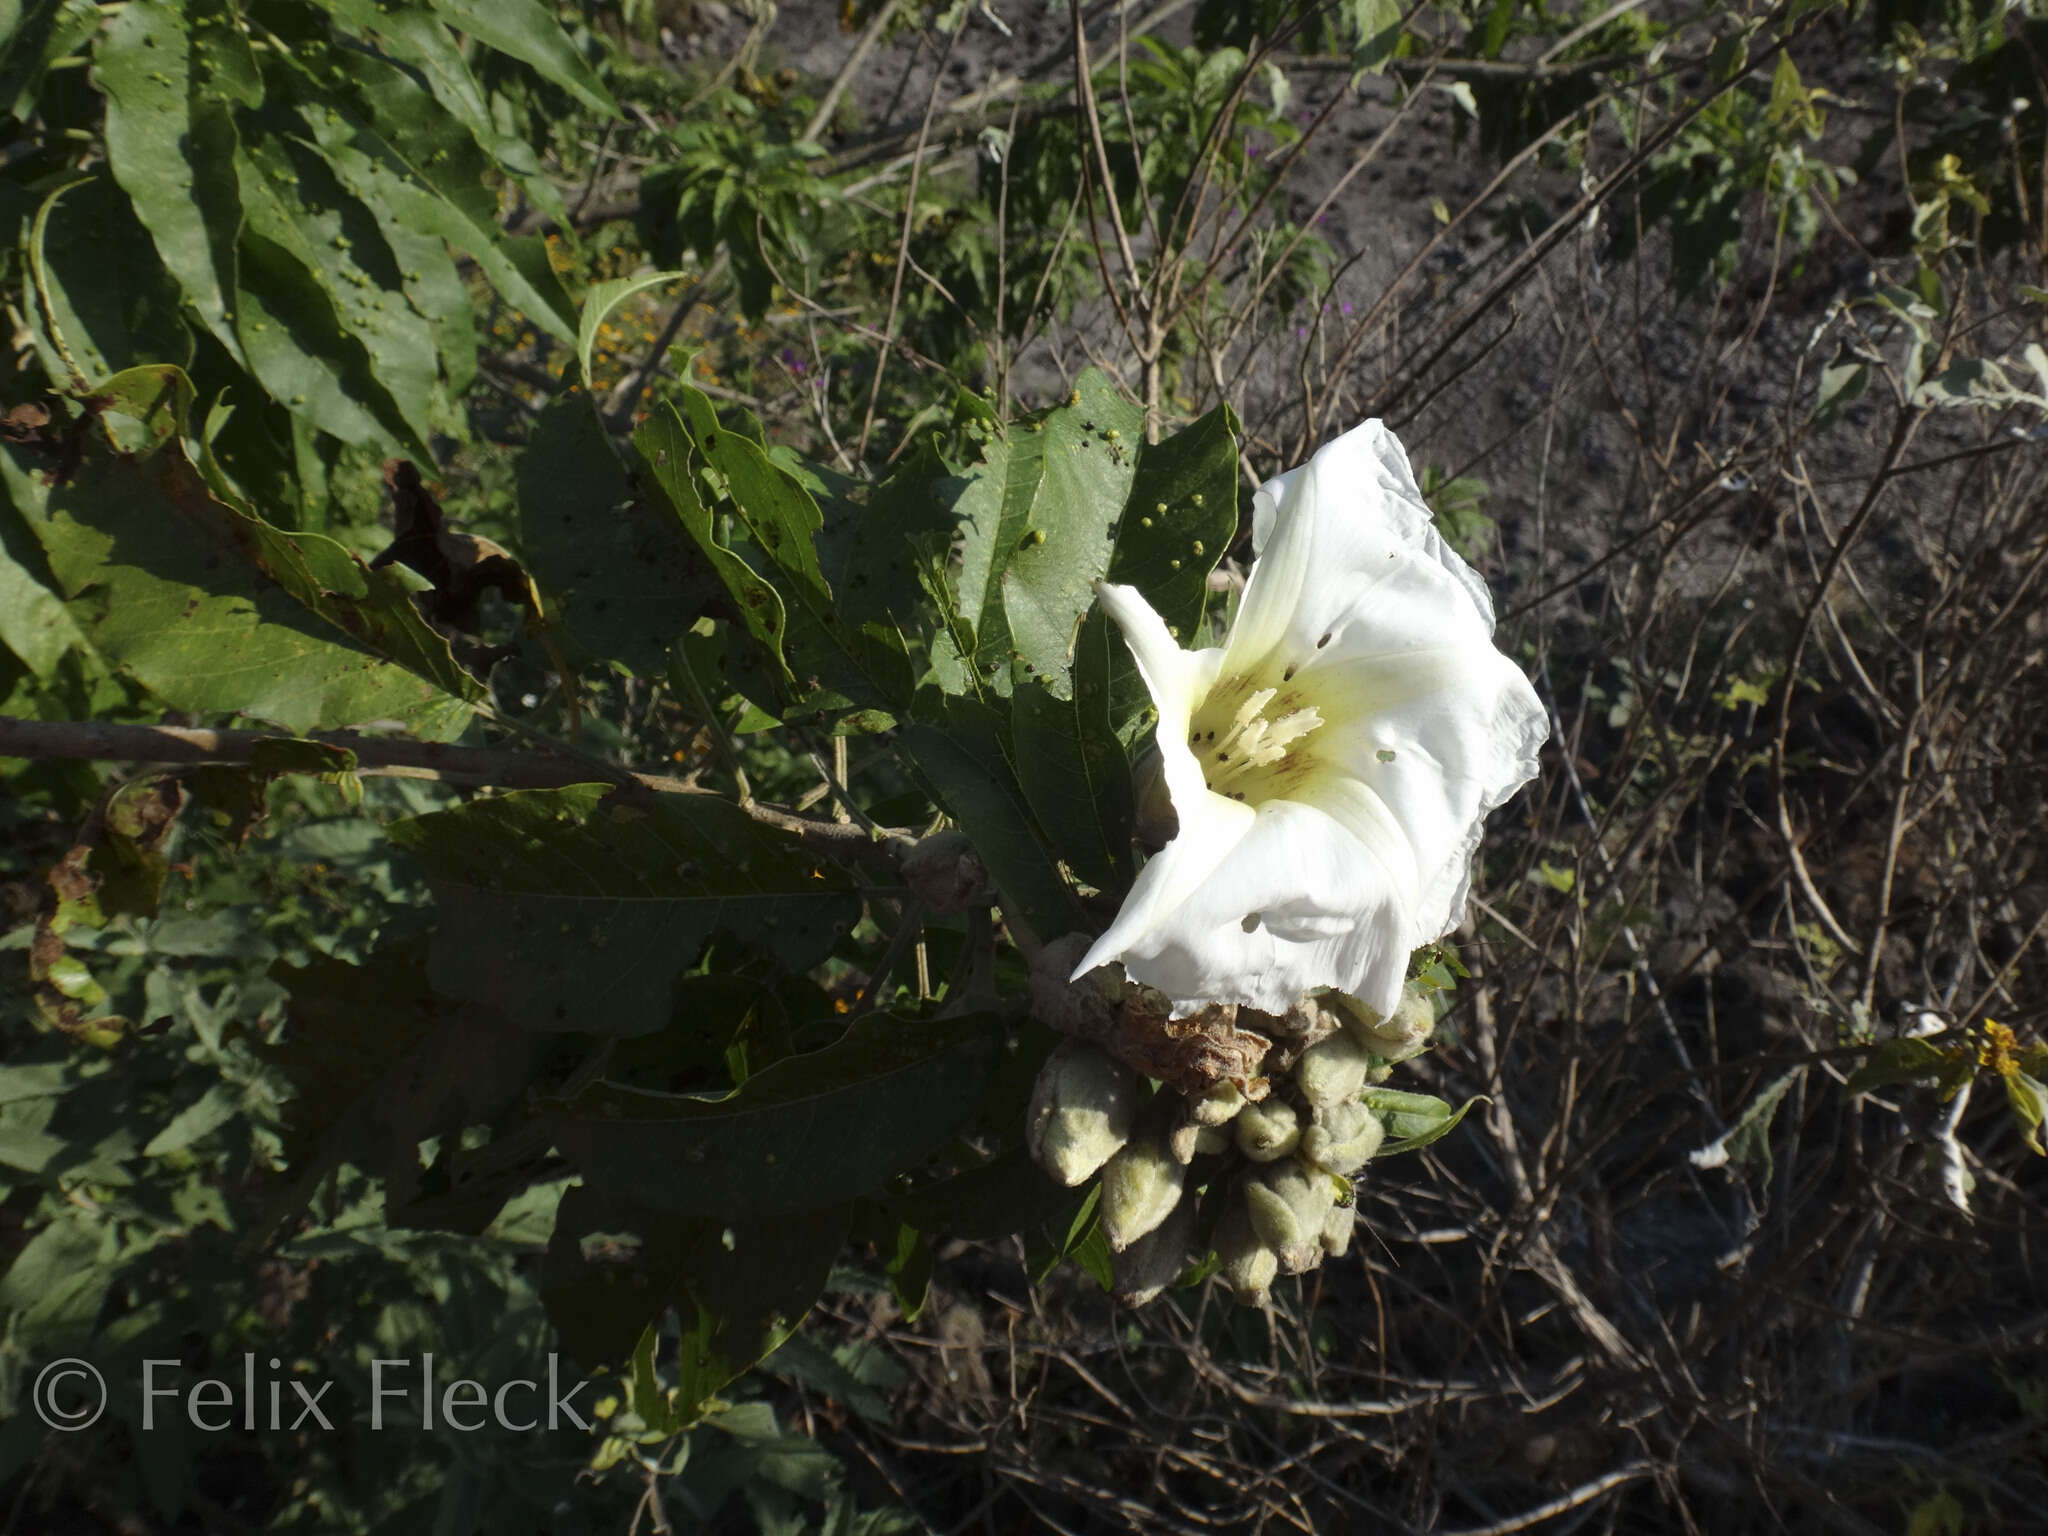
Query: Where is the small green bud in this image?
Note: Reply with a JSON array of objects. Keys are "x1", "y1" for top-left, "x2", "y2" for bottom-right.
[
  {"x1": 1191, "y1": 1082, "x2": 1247, "y2": 1127},
  {"x1": 1234, "y1": 1096, "x2": 1301, "y2": 1162},
  {"x1": 1216, "y1": 1201, "x2": 1280, "y2": 1306},
  {"x1": 1336, "y1": 985, "x2": 1437, "y2": 1058},
  {"x1": 1300, "y1": 1100, "x2": 1386, "y2": 1175},
  {"x1": 1170, "y1": 1119, "x2": 1235, "y2": 1163},
  {"x1": 1246, "y1": 1163, "x2": 1337, "y2": 1273},
  {"x1": 1294, "y1": 1029, "x2": 1372, "y2": 1109},
  {"x1": 1100, "y1": 1135, "x2": 1186, "y2": 1252},
  {"x1": 1026, "y1": 1041, "x2": 1135, "y2": 1186},
  {"x1": 1320, "y1": 1202, "x2": 1355, "y2": 1258},
  {"x1": 1111, "y1": 1189, "x2": 1198, "y2": 1306}
]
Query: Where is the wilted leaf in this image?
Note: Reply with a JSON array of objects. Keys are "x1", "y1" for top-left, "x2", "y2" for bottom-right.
[{"x1": 1688, "y1": 1068, "x2": 1800, "y2": 1181}]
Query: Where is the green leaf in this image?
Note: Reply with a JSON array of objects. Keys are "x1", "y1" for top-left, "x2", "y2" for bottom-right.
[
  {"x1": 1350, "y1": 0, "x2": 1406, "y2": 73},
  {"x1": 1363, "y1": 1088, "x2": 1483, "y2": 1155},
  {"x1": 4, "y1": 423, "x2": 474, "y2": 736},
  {"x1": 28, "y1": 176, "x2": 193, "y2": 392},
  {"x1": 0, "y1": 0, "x2": 102, "y2": 121},
  {"x1": 1688, "y1": 1068, "x2": 1800, "y2": 1181},
  {"x1": 0, "y1": 1215, "x2": 113, "y2": 1354},
  {"x1": 2003, "y1": 1070, "x2": 2047, "y2": 1156},
  {"x1": 141, "y1": 1083, "x2": 243, "y2": 1158},
  {"x1": 388, "y1": 784, "x2": 862, "y2": 1035},
  {"x1": 1010, "y1": 610, "x2": 1132, "y2": 892},
  {"x1": 1842, "y1": 1036, "x2": 1951, "y2": 1097},
  {"x1": 637, "y1": 405, "x2": 797, "y2": 689},
  {"x1": 900, "y1": 695, "x2": 1080, "y2": 942},
  {"x1": 577, "y1": 270, "x2": 690, "y2": 385},
  {"x1": 543, "y1": 1185, "x2": 844, "y2": 1415},
  {"x1": 1103, "y1": 403, "x2": 1240, "y2": 731},
  {"x1": 951, "y1": 370, "x2": 1142, "y2": 696},
  {"x1": 0, "y1": 490, "x2": 87, "y2": 680},
  {"x1": 517, "y1": 398, "x2": 710, "y2": 675},
  {"x1": 266, "y1": 943, "x2": 546, "y2": 1204},
  {"x1": 424, "y1": 0, "x2": 617, "y2": 116},
  {"x1": 672, "y1": 388, "x2": 912, "y2": 710},
  {"x1": 94, "y1": 1, "x2": 245, "y2": 364},
  {"x1": 302, "y1": 35, "x2": 577, "y2": 338},
  {"x1": 817, "y1": 437, "x2": 958, "y2": 631},
  {"x1": 231, "y1": 129, "x2": 436, "y2": 459},
  {"x1": 305, "y1": 0, "x2": 559, "y2": 225},
  {"x1": 551, "y1": 1010, "x2": 999, "y2": 1216},
  {"x1": 102, "y1": 359, "x2": 196, "y2": 434}
]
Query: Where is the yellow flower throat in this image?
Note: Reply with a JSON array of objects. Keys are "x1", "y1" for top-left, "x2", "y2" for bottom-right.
[{"x1": 1188, "y1": 680, "x2": 1326, "y2": 805}]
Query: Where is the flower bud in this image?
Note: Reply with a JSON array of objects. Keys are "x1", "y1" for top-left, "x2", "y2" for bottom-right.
[
  {"x1": 1190, "y1": 1081, "x2": 1248, "y2": 1127},
  {"x1": 1026, "y1": 1040, "x2": 1135, "y2": 1186},
  {"x1": 1299, "y1": 1100, "x2": 1386, "y2": 1175},
  {"x1": 1112, "y1": 1188, "x2": 1198, "y2": 1306},
  {"x1": 1245, "y1": 1163, "x2": 1336, "y2": 1273},
  {"x1": 1233, "y1": 1095, "x2": 1301, "y2": 1161},
  {"x1": 900, "y1": 829, "x2": 988, "y2": 914},
  {"x1": 1320, "y1": 1202, "x2": 1355, "y2": 1258},
  {"x1": 1100, "y1": 1135, "x2": 1185, "y2": 1252},
  {"x1": 1294, "y1": 1029, "x2": 1372, "y2": 1109},
  {"x1": 1336, "y1": 985, "x2": 1437, "y2": 1058},
  {"x1": 1215, "y1": 1201, "x2": 1280, "y2": 1306}
]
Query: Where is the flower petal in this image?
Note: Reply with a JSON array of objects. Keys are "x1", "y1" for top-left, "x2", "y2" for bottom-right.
[
  {"x1": 1096, "y1": 799, "x2": 1413, "y2": 1019},
  {"x1": 1072, "y1": 785, "x2": 1255, "y2": 986},
  {"x1": 1304, "y1": 641, "x2": 1548, "y2": 942},
  {"x1": 1237, "y1": 420, "x2": 1499, "y2": 683},
  {"x1": 1091, "y1": 580, "x2": 1223, "y2": 815}
]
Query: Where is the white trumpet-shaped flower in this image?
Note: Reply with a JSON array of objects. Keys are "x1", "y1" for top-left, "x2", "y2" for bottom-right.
[{"x1": 1073, "y1": 419, "x2": 1547, "y2": 1020}]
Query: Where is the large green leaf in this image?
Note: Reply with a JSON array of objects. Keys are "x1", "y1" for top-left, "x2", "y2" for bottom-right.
[
  {"x1": 1010, "y1": 610, "x2": 1133, "y2": 893},
  {"x1": 517, "y1": 398, "x2": 711, "y2": 674},
  {"x1": 425, "y1": 0, "x2": 617, "y2": 116},
  {"x1": 817, "y1": 437, "x2": 960, "y2": 631},
  {"x1": 551, "y1": 1010, "x2": 999, "y2": 1216},
  {"x1": 901, "y1": 695, "x2": 1079, "y2": 942},
  {"x1": 387, "y1": 784, "x2": 862, "y2": 1035},
  {"x1": 1111, "y1": 404, "x2": 1240, "y2": 640},
  {"x1": 290, "y1": 102, "x2": 477, "y2": 394},
  {"x1": 0, "y1": 494, "x2": 87, "y2": 680},
  {"x1": 303, "y1": 0, "x2": 570, "y2": 223},
  {"x1": 543, "y1": 1186, "x2": 844, "y2": 1416},
  {"x1": 266, "y1": 944, "x2": 546, "y2": 1207},
  {"x1": 672, "y1": 389, "x2": 914, "y2": 710},
  {"x1": 948, "y1": 371, "x2": 1141, "y2": 696},
  {"x1": 28, "y1": 176, "x2": 193, "y2": 389},
  {"x1": 3, "y1": 424, "x2": 474, "y2": 736},
  {"x1": 231, "y1": 127, "x2": 435, "y2": 460},
  {"x1": 636, "y1": 404, "x2": 797, "y2": 690},
  {"x1": 94, "y1": 0, "x2": 245, "y2": 364},
  {"x1": 576, "y1": 270, "x2": 689, "y2": 384},
  {"x1": 1098, "y1": 402, "x2": 1241, "y2": 739},
  {"x1": 312, "y1": 38, "x2": 577, "y2": 337}
]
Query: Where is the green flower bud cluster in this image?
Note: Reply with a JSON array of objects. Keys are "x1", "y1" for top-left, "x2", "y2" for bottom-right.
[{"x1": 1026, "y1": 980, "x2": 1441, "y2": 1307}]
